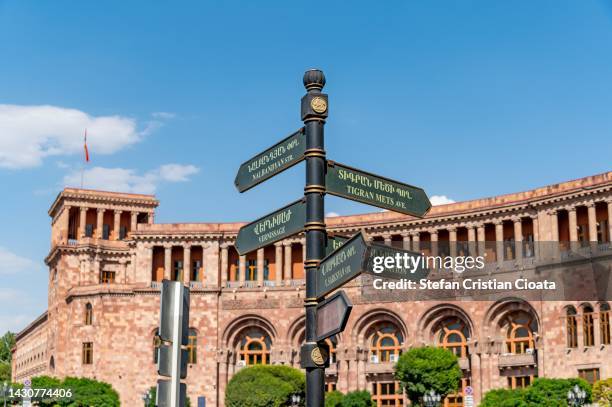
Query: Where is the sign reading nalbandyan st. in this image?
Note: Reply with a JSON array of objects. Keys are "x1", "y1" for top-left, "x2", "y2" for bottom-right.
[
  {"x1": 235, "y1": 199, "x2": 306, "y2": 255},
  {"x1": 316, "y1": 232, "x2": 368, "y2": 298},
  {"x1": 326, "y1": 161, "x2": 432, "y2": 217},
  {"x1": 235, "y1": 128, "x2": 306, "y2": 192}
]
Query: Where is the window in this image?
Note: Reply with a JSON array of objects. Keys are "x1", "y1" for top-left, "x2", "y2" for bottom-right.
[
  {"x1": 370, "y1": 323, "x2": 403, "y2": 363},
  {"x1": 102, "y1": 224, "x2": 110, "y2": 240},
  {"x1": 191, "y1": 260, "x2": 202, "y2": 282},
  {"x1": 119, "y1": 226, "x2": 127, "y2": 240},
  {"x1": 566, "y1": 307, "x2": 578, "y2": 348},
  {"x1": 325, "y1": 382, "x2": 337, "y2": 393},
  {"x1": 173, "y1": 261, "x2": 183, "y2": 281},
  {"x1": 437, "y1": 317, "x2": 469, "y2": 358},
  {"x1": 578, "y1": 368, "x2": 600, "y2": 384},
  {"x1": 84, "y1": 303, "x2": 93, "y2": 325},
  {"x1": 508, "y1": 375, "x2": 532, "y2": 389},
  {"x1": 505, "y1": 311, "x2": 536, "y2": 354},
  {"x1": 187, "y1": 329, "x2": 197, "y2": 364},
  {"x1": 583, "y1": 305, "x2": 594, "y2": 347},
  {"x1": 246, "y1": 260, "x2": 257, "y2": 281},
  {"x1": 239, "y1": 328, "x2": 271, "y2": 365},
  {"x1": 600, "y1": 303, "x2": 611, "y2": 345},
  {"x1": 85, "y1": 224, "x2": 94, "y2": 237},
  {"x1": 372, "y1": 381, "x2": 403, "y2": 406},
  {"x1": 82, "y1": 342, "x2": 93, "y2": 364},
  {"x1": 100, "y1": 269, "x2": 115, "y2": 284},
  {"x1": 326, "y1": 337, "x2": 337, "y2": 364}
]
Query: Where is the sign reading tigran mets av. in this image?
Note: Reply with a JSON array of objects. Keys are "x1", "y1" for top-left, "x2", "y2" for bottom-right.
[
  {"x1": 235, "y1": 199, "x2": 306, "y2": 255},
  {"x1": 234, "y1": 128, "x2": 306, "y2": 192},
  {"x1": 326, "y1": 161, "x2": 432, "y2": 217}
]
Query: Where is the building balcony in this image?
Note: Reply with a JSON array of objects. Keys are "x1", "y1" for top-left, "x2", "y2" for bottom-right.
[
  {"x1": 498, "y1": 352, "x2": 537, "y2": 368},
  {"x1": 189, "y1": 281, "x2": 203, "y2": 289},
  {"x1": 365, "y1": 361, "x2": 395, "y2": 375}
]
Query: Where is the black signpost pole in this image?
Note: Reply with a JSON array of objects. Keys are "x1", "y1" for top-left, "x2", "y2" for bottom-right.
[{"x1": 301, "y1": 69, "x2": 328, "y2": 407}]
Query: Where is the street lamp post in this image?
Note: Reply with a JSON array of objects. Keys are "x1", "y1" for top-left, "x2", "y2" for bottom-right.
[
  {"x1": 423, "y1": 390, "x2": 441, "y2": 407},
  {"x1": 567, "y1": 384, "x2": 586, "y2": 406},
  {"x1": 142, "y1": 389, "x2": 152, "y2": 407}
]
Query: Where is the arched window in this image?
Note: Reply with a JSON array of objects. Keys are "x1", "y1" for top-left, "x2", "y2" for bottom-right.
[
  {"x1": 369, "y1": 323, "x2": 403, "y2": 363},
  {"x1": 437, "y1": 317, "x2": 469, "y2": 358},
  {"x1": 187, "y1": 328, "x2": 197, "y2": 364},
  {"x1": 239, "y1": 328, "x2": 271, "y2": 365},
  {"x1": 84, "y1": 303, "x2": 93, "y2": 325},
  {"x1": 583, "y1": 305, "x2": 595, "y2": 347},
  {"x1": 504, "y1": 311, "x2": 536, "y2": 354},
  {"x1": 566, "y1": 307, "x2": 578, "y2": 348},
  {"x1": 600, "y1": 303, "x2": 611, "y2": 345}
]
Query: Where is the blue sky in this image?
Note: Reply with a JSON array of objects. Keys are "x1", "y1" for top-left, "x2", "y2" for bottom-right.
[{"x1": 1, "y1": 0, "x2": 612, "y2": 333}]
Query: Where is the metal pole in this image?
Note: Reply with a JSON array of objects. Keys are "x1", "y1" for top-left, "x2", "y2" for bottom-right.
[
  {"x1": 301, "y1": 69, "x2": 328, "y2": 407},
  {"x1": 170, "y1": 282, "x2": 183, "y2": 407}
]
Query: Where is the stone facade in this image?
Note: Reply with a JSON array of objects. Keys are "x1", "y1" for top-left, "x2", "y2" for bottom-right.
[{"x1": 11, "y1": 172, "x2": 612, "y2": 407}]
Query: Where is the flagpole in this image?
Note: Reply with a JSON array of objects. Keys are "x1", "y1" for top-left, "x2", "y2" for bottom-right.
[{"x1": 81, "y1": 128, "x2": 88, "y2": 189}]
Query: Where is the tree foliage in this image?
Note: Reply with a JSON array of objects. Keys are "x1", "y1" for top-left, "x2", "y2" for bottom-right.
[
  {"x1": 340, "y1": 390, "x2": 375, "y2": 407},
  {"x1": 325, "y1": 390, "x2": 344, "y2": 407},
  {"x1": 16, "y1": 376, "x2": 120, "y2": 407},
  {"x1": 394, "y1": 346, "x2": 461, "y2": 404},
  {"x1": 480, "y1": 388, "x2": 528, "y2": 407},
  {"x1": 225, "y1": 365, "x2": 305, "y2": 407},
  {"x1": 0, "y1": 331, "x2": 15, "y2": 383},
  {"x1": 481, "y1": 378, "x2": 592, "y2": 407},
  {"x1": 593, "y1": 378, "x2": 612, "y2": 407}
]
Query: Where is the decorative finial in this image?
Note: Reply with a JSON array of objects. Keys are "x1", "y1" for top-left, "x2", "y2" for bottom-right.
[{"x1": 303, "y1": 69, "x2": 326, "y2": 91}]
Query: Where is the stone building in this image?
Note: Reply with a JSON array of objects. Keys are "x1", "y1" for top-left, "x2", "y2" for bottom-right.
[{"x1": 12, "y1": 172, "x2": 612, "y2": 406}]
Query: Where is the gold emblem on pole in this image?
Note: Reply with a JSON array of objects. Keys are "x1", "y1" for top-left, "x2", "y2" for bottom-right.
[
  {"x1": 311, "y1": 346, "x2": 327, "y2": 366},
  {"x1": 310, "y1": 97, "x2": 328, "y2": 114}
]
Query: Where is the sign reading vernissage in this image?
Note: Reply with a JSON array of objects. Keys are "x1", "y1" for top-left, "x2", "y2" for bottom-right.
[
  {"x1": 326, "y1": 161, "x2": 431, "y2": 217},
  {"x1": 235, "y1": 199, "x2": 306, "y2": 255},
  {"x1": 365, "y1": 243, "x2": 430, "y2": 281},
  {"x1": 316, "y1": 290, "x2": 352, "y2": 341},
  {"x1": 234, "y1": 128, "x2": 306, "y2": 192},
  {"x1": 316, "y1": 232, "x2": 368, "y2": 298}
]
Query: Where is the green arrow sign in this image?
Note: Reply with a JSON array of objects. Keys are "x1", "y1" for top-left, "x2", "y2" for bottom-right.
[
  {"x1": 325, "y1": 234, "x2": 350, "y2": 257},
  {"x1": 316, "y1": 232, "x2": 368, "y2": 298},
  {"x1": 235, "y1": 129, "x2": 306, "y2": 192},
  {"x1": 365, "y1": 243, "x2": 430, "y2": 281},
  {"x1": 326, "y1": 161, "x2": 431, "y2": 217},
  {"x1": 235, "y1": 199, "x2": 306, "y2": 255}
]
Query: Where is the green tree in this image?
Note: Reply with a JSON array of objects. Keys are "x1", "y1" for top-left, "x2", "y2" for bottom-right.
[
  {"x1": 340, "y1": 390, "x2": 375, "y2": 407},
  {"x1": 61, "y1": 377, "x2": 120, "y2": 407},
  {"x1": 225, "y1": 365, "x2": 305, "y2": 407},
  {"x1": 593, "y1": 378, "x2": 612, "y2": 407},
  {"x1": 480, "y1": 388, "x2": 528, "y2": 407},
  {"x1": 0, "y1": 332, "x2": 15, "y2": 383},
  {"x1": 524, "y1": 378, "x2": 591, "y2": 406},
  {"x1": 394, "y1": 346, "x2": 461, "y2": 405},
  {"x1": 324, "y1": 390, "x2": 344, "y2": 407},
  {"x1": 32, "y1": 376, "x2": 62, "y2": 407}
]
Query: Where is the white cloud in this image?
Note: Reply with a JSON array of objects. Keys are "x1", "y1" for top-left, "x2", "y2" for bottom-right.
[
  {"x1": 430, "y1": 195, "x2": 456, "y2": 206},
  {"x1": 326, "y1": 212, "x2": 340, "y2": 217},
  {"x1": 63, "y1": 164, "x2": 200, "y2": 194},
  {"x1": 0, "y1": 313, "x2": 35, "y2": 335},
  {"x1": 0, "y1": 104, "x2": 173, "y2": 169},
  {"x1": 0, "y1": 247, "x2": 38, "y2": 275}
]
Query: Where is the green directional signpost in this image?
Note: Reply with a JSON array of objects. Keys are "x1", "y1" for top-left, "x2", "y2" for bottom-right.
[
  {"x1": 235, "y1": 199, "x2": 306, "y2": 255},
  {"x1": 326, "y1": 161, "x2": 431, "y2": 217},
  {"x1": 234, "y1": 69, "x2": 431, "y2": 407},
  {"x1": 235, "y1": 128, "x2": 306, "y2": 193}
]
